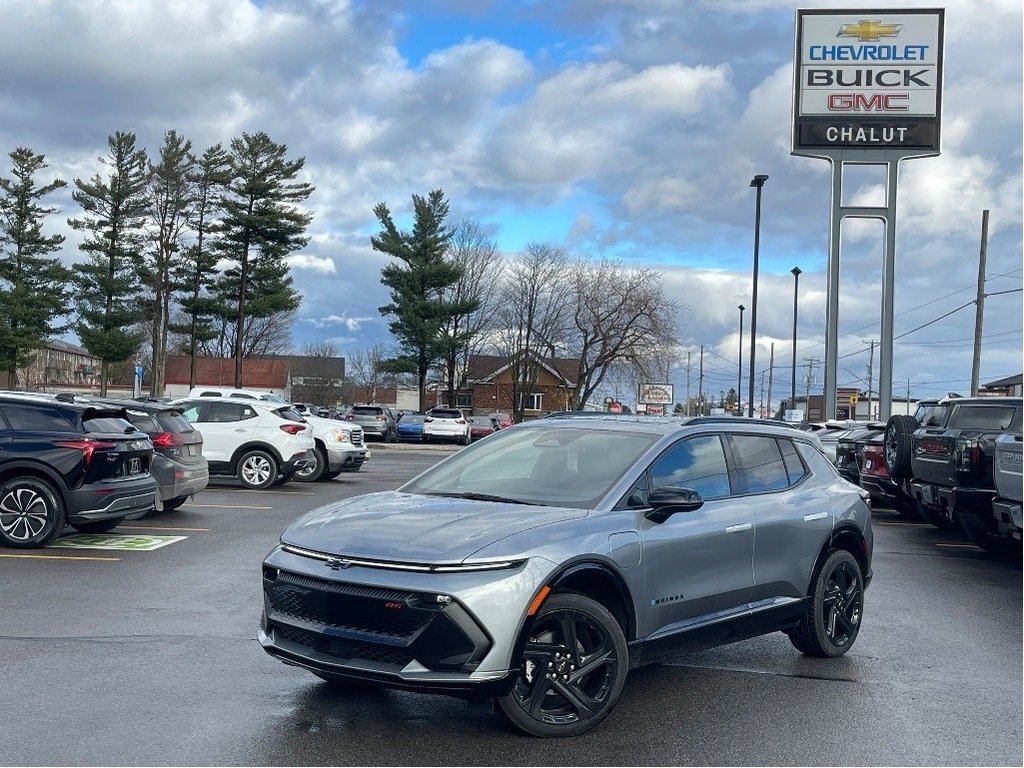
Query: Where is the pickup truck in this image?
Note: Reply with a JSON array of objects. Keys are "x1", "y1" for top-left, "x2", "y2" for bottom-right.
[
  {"x1": 908, "y1": 397, "x2": 1022, "y2": 553},
  {"x1": 991, "y1": 432, "x2": 1023, "y2": 543}
]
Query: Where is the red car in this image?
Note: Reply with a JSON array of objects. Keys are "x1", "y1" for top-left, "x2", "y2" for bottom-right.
[{"x1": 468, "y1": 415, "x2": 500, "y2": 441}]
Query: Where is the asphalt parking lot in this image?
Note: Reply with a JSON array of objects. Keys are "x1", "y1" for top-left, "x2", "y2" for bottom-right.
[{"x1": 2, "y1": 446, "x2": 1021, "y2": 766}]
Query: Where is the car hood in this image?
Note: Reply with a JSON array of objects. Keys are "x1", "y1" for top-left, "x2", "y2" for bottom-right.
[{"x1": 280, "y1": 490, "x2": 588, "y2": 563}]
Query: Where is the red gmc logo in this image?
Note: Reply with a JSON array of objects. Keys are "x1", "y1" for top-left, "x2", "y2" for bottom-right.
[{"x1": 828, "y1": 93, "x2": 909, "y2": 111}]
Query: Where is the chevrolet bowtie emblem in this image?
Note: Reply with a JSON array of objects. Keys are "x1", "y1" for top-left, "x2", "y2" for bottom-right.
[
  {"x1": 324, "y1": 557, "x2": 352, "y2": 570},
  {"x1": 836, "y1": 20, "x2": 902, "y2": 42}
]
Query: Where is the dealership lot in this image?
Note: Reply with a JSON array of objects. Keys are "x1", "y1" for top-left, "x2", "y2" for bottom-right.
[{"x1": 2, "y1": 447, "x2": 1020, "y2": 766}]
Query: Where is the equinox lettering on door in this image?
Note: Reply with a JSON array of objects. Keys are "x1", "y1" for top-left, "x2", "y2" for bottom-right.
[{"x1": 792, "y1": 9, "x2": 944, "y2": 154}]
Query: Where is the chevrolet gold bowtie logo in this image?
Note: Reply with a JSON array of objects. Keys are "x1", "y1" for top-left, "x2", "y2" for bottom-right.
[{"x1": 837, "y1": 20, "x2": 902, "y2": 42}]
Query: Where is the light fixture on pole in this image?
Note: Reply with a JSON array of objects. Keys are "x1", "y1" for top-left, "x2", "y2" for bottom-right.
[
  {"x1": 790, "y1": 266, "x2": 801, "y2": 416},
  {"x1": 748, "y1": 173, "x2": 768, "y2": 418},
  {"x1": 737, "y1": 304, "x2": 745, "y2": 414}
]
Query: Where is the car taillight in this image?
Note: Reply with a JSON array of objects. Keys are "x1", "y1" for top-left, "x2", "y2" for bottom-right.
[
  {"x1": 279, "y1": 424, "x2": 306, "y2": 435},
  {"x1": 55, "y1": 439, "x2": 118, "y2": 467},
  {"x1": 455, "y1": 418, "x2": 466, "y2": 424},
  {"x1": 956, "y1": 437, "x2": 981, "y2": 471},
  {"x1": 151, "y1": 431, "x2": 184, "y2": 448}
]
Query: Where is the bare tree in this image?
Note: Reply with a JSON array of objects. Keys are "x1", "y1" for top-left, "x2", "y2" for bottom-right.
[
  {"x1": 564, "y1": 259, "x2": 679, "y2": 409},
  {"x1": 493, "y1": 243, "x2": 569, "y2": 421},
  {"x1": 345, "y1": 343, "x2": 389, "y2": 404},
  {"x1": 438, "y1": 219, "x2": 502, "y2": 405},
  {"x1": 200, "y1": 311, "x2": 295, "y2": 359},
  {"x1": 294, "y1": 339, "x2": 344, "y2": 406}
]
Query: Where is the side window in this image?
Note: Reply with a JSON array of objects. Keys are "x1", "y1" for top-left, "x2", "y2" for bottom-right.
[
  {"x1": 0, "y1": 404, "x2": 74, "y2": 431},
  {"x1": 732, "y1": 435, "x2": 789, "y2": 493},
  {"x1": 649, "y1": 435, "x2": 731, "y2": 500},
  {"x1": 240, "y1": 405, "x2": 258, "y2": 420},
  {"x1": 207, "y1": 402, "x2": 245, "y2": 423},
  {"x1": 778, "y1": 439, "x2": 808, "y2": 485},
  {"x1": 179, "y1": 404, "x2": 202, "y2": 423}
]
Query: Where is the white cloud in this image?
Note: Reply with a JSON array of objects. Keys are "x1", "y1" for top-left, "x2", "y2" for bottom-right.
[{"x1": 286, "y1": 254, "x2": 337, "y2": 274}]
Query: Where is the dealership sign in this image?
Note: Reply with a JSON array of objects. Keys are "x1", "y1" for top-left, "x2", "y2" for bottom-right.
[
  {"x1": 793, "y1": 8, "x2": 944, "y2": 155},
  {"x1": 638, "y1": 383, "x2": 674, "y2": 405}
]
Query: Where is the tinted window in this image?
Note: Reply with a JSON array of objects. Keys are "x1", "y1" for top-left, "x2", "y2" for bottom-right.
[
  {"x1": 919, "y1": 404, "x2": 950, "y2": 427},
  {"x1": 351, "y1": 406, "x2": 383, "y2": 416},
  {"x1": 430, "y1": 409, "x2": 463, "y2": 419},
  {"x1": 797, "y1": 441, "x2": 841, "y2": 479},
  {"x1": 950, "y1": 405, "x2": 1018, "y2": 431},
  {"x1": 274, "y1": 407, "x2": 304, "y2": 421},
  {"x1": 399, "y1": 414, "x2": 425, "y2": 424},
  {"x1": 0, "y1": 404, "x2": 74, "y2": 431},
  {"x1": 228, "y1": 392, "x2": 257, "y2": 399},
  {"x1": 778, "y1": 439, "x2": 808, "y2": 485},
  {"x1": 650, "y1": 435, "x2": 731, "y2": 499},
  {"x1": 155, "y1": 411, "x2": 194, "y2": 434},
  {"x1": 732, "y1": 435, "x2": 789, "y2": 493},
  {"x1": 204, "y1": 402, "x2": 247, "y2": 423},
  {"x1": 123, "y1": 411, "x2": 161, "y2": 434},
  {"x1": 83, "y1": 416, "x2": 137, "y2": 435},
  {"x1": 198, "y1": 391, "x2": 223, "y2": 398}
]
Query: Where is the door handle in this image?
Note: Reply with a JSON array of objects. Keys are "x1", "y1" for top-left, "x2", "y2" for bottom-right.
[
  {"x1": 725, "y1": 523, "x2": 752, "y2": 533},
  {"x1": 803, "y1": 512, "x2": 828, "y2": 522},
  {"x1": 234, "y1": 428, "x2": 247, "y2": 432}
]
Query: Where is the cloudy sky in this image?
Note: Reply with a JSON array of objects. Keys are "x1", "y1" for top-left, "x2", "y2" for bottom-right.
[{"x1": 0, "y1": 0, "x2": 1020, "y2": 407}]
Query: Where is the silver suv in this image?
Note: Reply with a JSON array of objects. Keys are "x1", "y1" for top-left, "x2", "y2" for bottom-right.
[
  {"x1": 342, "y1": 404, "x2": 397, "y2": 442},
  {"x1": 260, "y1": 416, "x2": 872, "y2": 737}
]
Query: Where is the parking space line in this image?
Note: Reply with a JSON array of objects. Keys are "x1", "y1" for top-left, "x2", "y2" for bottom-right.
[
  {"x1": 0, "y1": 553, "x2": 121, "y2": 562},
  {"x1": 875, "y1": 521, "x2": 927, "y2": 527},
  {"x1": 183, "y1": 503, "x2": 273, "y2": 510},
  {"x1": 935, "y1": 542, "x2": 982, "y2": 549},
  {"x1": 209, "y1": 489, "x2": 316, "y2": 496},
  {"x1": 119, "y1": 524, "x2": 210, "y2": 532}
]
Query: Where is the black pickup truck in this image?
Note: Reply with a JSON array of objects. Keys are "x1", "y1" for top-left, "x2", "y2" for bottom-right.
[{"x1": 906, "y1": 397, "x2": 1022, "y2": 553}]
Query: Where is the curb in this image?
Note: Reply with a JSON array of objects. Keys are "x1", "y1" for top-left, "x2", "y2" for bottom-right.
[{"x1": 366, "y1": 442, "x2": 461, "y2": 452}]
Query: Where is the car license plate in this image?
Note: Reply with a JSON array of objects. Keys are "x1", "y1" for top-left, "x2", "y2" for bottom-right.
[
  {"x1": 127, "y1": 457, "x2": 142, "y2": 475},
  {"x1": 188, "y1": 444, "x2": 197, "y2": 456}
]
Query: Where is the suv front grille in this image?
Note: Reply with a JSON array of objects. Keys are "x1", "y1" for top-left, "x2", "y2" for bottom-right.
[
  {"x1": 274, "y1": 624, "x2": 415, "y2": 666},
  {"x1": 351, "y1": 430, "x2": 364, "y2": 447}
]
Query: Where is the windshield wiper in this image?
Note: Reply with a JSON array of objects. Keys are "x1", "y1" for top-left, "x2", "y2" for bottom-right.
[{"x1": 425, "y1": 491, "x2": 535, "y2": 506}]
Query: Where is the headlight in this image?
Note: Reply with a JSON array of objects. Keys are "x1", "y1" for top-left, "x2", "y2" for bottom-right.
[{"x1": 331, "y1": 429, "x2": 351, "y2": 444}]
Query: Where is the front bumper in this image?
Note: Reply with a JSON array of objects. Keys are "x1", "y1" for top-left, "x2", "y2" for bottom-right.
[
  {"x1": 259, "y1": 546, "x2": 554, "y2": 693},
  {"x1": 66, "y1": 475, "x2": 158, "y2": 522},
  {"x1": 992, "y1": 498, "x2": 1023, "y2": 540},
  {"x1": 326, "y1": 445, "x2": 368, "y2": 472}
]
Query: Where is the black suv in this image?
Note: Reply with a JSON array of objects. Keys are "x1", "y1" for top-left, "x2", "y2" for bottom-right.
[{"x1": 0, "y1": 393, "x2": 156, "y2": 548}]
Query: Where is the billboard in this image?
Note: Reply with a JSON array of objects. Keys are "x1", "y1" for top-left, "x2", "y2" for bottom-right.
[
  {"x1": 638, "y1": 383, "x2": 674, "y2": 405},
  {"x1": 793, "y1": 8, "x2": 944, "y2": 155}
]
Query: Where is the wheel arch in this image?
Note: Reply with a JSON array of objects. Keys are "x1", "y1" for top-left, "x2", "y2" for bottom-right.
[
  {"x1": 0, "y1": 460, "x2": 70, "y2": 494},
  {"x1": 809, "y1": 522, "x2": 869, "y2": 593},
  {"x1": 229, "y1": 442, "x2": 284, "y2": 471},
  {"x1": 539, "y1": 559, "x2": 637, "y2": 641}
]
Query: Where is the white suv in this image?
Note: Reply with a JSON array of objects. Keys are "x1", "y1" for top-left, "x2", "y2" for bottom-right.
[
  {"x1": 173, "y1": 398, "x2": 315, "y2": 489},
  {"x1": 188, "y1": 387, "x2": 367, "y2": 481},
  {"x1": 422, "y1": 407, "x2": 471, "y2": 445}
]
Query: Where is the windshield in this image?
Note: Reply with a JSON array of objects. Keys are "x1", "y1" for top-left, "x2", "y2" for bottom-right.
[{"x1": 401, "y1": 425, "x2": 659, "y2": 509}]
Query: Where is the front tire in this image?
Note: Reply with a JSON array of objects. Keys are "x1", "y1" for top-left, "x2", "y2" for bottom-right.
[
  {"x1": 295, "y1": 447, "x2": 327, "y2": 482},
  {"x1": 237, "y1": 450, "x2": 277, "y2": 490},
  {"x1": 0, "y1": 477, "x2": 66, "y2": 548},
  {"x1": 496, "y1": 592, "x2": 628, "y2": 737},
  {"x1": 789, "y1": 549, "x2": 864, "y2": 658}
]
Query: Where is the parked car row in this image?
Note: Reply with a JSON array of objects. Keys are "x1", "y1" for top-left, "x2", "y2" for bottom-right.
[{"x1": 831, "y1": 396, "x2": 1022, "y2": 556}]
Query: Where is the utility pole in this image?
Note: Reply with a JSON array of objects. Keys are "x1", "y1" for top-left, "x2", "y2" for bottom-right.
[
  {"x1": 766, "y1": 343, "x2": 775, "y2": 419},
  {"x1": 971, "y1": 209, "x2": 989, "y2": 396},
  {"x1": 698, "y1": 345, "x2": 704, "y2": 417},
  {"x1": 804, "y1": 358, "x2": 821, "y2": 399},
  {"x1": 864, "y1": 340, "x2": 876, "y2": 421},
  {"x1": 759, "y1": 370, "x2": 765, "y2": 419},
  {"x1": 686, "y1": 351, "x2": 692, "y2": 417},
  {"x1": 906, "y1": 378, "x2": 912, "y2": 416}
]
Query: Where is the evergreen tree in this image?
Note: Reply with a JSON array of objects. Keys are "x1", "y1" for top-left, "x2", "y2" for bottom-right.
[
  {"x1": 219, "y1": 132, "x2": 312, "y2": 387},
  {"x1": 170, "y1": 143, "x2": 230, "y2": 388},
  {"x1": 144, "y1": 130, "x2": 195, "y2": 396},
  {"x1": 0, "y1": 148, "x2": 72, "y2": 387},
  {"x1": 68, "y1": 131, "x2": 149, "y2": 396},
  {"x1": 372, "y1": 189, "x2": 474, "y2": 411}
]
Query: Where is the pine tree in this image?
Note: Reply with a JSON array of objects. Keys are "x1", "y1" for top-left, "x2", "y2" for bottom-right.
[
  {"x1": 144, "y1": 130, "x2": 195, "y2": 396},
  {"x1": 219, "y1": 132, "x2": 312, "y2": 387},
  {"x1": 372, "y1": 189, "x2": 475, "y2": 411},
  {"x1": 68, "y1": 131, "x2": 149, "y2": 396},
  {"x1": 0, "y1": 148, "x2": 72, "y2": 387},
  {"x1": 169, "y1": 143, "x2": 230, "y2": 388}
]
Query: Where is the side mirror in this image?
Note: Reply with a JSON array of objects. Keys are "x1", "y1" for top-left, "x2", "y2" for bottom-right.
[{"x1": 644, "y1": 486, "x2": 704, "y2": 524}]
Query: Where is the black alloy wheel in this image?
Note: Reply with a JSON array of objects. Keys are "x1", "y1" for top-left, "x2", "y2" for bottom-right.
[
  {"x1": 0, "y1": 477, "x2": 66, "y2": 548},
  {"x1": 789, "y1": 549, "x2": 864, "y2": 658},
  {"x1": 497, "y1": 592, "x2": 628, "y2": 737}
]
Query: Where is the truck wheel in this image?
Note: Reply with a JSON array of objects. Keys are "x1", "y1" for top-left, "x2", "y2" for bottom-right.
[
  {"x1": 883, "y1": 415, "x2": 917, "y2": 479},
  {"x1": 915, "y1": 500, "x2": 958, "y2": 530},
  {"x1": 958, "y1": 510, "x2": 1022, "y2": 558},
  {"x1": 295, "y1": 447, "x2": 327, "y2": 482}
]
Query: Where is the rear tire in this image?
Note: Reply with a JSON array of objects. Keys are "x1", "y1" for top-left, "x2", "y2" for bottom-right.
[
  {"x1": 0, "y1": 477, "x2": 66, "y2": 548},
  {"x1": 237, "y1": 450, "x2": 277, "y2": 490},
  {"x1": 70, "y1": 517, "x2": 124, "y2": 534},
  {"x1": 883, "y1": 415, "x2": 917, "y2": 479},
  {"x1": 496, "y1": 592, "x2": 628, "y2": 737},
  {"x1": 789, "y1": 549, "x2": 864, "y2": 658},
  {"x1": 958, "y1": 510, "x2": 1022, "y2": 557},
  {"x1": 915, "y1": 500, "x2": 958, "y2": 530}
]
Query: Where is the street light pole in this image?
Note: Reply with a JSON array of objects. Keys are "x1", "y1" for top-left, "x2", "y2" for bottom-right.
[
  {"x1": 790, "y1": 266, "x2": 801, "y2": 417},
  {"x1": 737, "y1": 304, "x2": 745, "y2": 415},
  {"x1": 748, "y1": 173, "x2": 768, "y2": 418}
]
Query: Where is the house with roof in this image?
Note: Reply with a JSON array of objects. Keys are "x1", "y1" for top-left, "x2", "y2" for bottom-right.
[
  {"x1": 450, "y1": 353, "x2": 580, "y2": 419},
  {"x1": 980, "y1": 373, "x2": 1023, "y2": 397}
]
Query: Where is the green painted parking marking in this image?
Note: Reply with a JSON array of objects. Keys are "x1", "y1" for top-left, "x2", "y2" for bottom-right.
[{"x1": 49, "y1": 534, "x2": 187, "y2": 551}]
